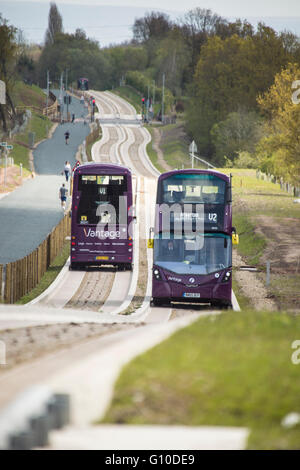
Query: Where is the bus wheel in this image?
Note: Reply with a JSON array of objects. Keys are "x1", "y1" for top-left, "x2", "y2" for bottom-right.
[
  {"x1": 211, "y1": 301, "x2": 231, "y2": 310},
  {"x1": 126, "y1": 263, "x2": 133, "y2": 271},
  {"x1": 211, "y1": 301, "x2": 221, "y2": 309},
  {"x1": 151, "y1": 298, "x2": 163, "y2": 307}
]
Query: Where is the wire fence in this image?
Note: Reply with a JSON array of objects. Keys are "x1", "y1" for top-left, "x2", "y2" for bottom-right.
[{"x1": 256, "y1": 170, "x2": 300, "y2": 197}]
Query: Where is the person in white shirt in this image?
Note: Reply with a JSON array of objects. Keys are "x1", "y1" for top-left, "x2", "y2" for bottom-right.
[{"x1": 64, "y1": 161, "x2": 72, "y2": 182}]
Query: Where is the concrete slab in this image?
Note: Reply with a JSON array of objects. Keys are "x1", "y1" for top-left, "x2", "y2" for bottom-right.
[{"x1": 46, "y1": 424, "x2": 249, "y2": 450}]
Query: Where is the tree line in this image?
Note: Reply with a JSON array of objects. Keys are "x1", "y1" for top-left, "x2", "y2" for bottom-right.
[{"x1": 1, "y1": 2, "x2": 300, "y2": 182}]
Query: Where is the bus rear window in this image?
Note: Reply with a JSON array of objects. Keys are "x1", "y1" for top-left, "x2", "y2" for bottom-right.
[
  {"x1": 77, "y1": 174, "x2": 127, "y2": 225},
  {"x1": 78, "y1": 174, "x2": 126, "y2": 189}
]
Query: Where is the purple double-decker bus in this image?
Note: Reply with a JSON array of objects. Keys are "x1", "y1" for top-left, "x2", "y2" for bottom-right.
[
  {"x1": 151, "y1": 169, "x2": 234, "y2": 308},
  {"x1": 70, "y1": 163, "x2": 134, "y2": 270}
]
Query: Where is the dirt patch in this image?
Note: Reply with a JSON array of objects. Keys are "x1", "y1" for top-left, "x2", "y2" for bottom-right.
[
  {"x1": 0, "y1": 166, "x2": 27, "y2": 193},
  {"x1": 160, "y1": 121, "x2": 189, "y2": 149},
  {"x1": 252, "y1": 216, "x2": 300, "y2": 311},
  {"x1": 233, "y1": 249, "x2": 277, "y2": 311},
  {"x1": 0, "y1": 322, "x2": 138, "y2": 371},
  {"x1": 255, "y1": 216, "x2": 300, "y2": 273},
  {"x1": 152, "y1": 128, "x2": 172, "y2": 172}
]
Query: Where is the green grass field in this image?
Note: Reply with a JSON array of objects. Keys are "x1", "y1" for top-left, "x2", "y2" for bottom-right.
[
  {"x1": 220, "y1": 168, "x2": 300, "y2": 309},
  {"x1": 218, "y1": 169, "x2": 300, "y2": 267},
  {"x1": 158, "y1": 122, "x2": 190, "y2": 170},
  {"x1": 144, "y1": 126, "x2": 165, "y2": 174},
  {"x1": 11, "y1": 81, "x2": 46, "y2": 110},
  {"x1": 145, "y1": 121, "x2": 207, "y2": 173},
  {"x1": 102, "y1": 310, "x2": 300, "y2": 449},
  {"x1": 9, "y1": 112, "x2": 52, "y2": 173},
  {"x1": 112, "y1": 85, "x2": 166, "y2": 118},
  {"x1": 8, "y1": 83, "x2": 52, "y2": 173},
  {"x1": 225, "y1": 169, "x2": 300, "y2": 219},
  {"x1": 112, "y1": 86, "x2": 142, "y2": 113}
]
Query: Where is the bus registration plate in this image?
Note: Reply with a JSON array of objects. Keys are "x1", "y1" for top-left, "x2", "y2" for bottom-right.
[
  {"x1": 96, "y1": 256, "x2": 109, "y2": 260},
  {"x1": 183, "y1": 293, "x2": 201, "y2": 298}
]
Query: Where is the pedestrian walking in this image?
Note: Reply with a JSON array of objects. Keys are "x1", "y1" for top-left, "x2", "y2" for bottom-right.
[
  {"x1": 71, "y1": 113, "x2": 75, "y2": 124},
  {"x1": 59, "y1": 183, "x2": 68, "y2": 210},
  {"x1": 64, "y1": 130, "x2": 70, "y2": 144},
  {"x1": 64, "y1": 161, "x2": 72, "y2": 182}
]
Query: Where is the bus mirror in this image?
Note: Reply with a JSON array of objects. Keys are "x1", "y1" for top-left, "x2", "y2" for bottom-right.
[
  {"x1": 232, "y1": 233, "x2": 239, "y2": 245},
  {"x1": 147, "y1": 239, "x2": 154, "y2": 249}
]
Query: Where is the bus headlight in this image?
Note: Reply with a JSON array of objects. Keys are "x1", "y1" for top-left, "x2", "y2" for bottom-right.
[
  {"x1": 153, "y1": 268, "x2": 162, "y2": 280},
  {"x1": 222, "y1": 271, "x2": 231, "y2": 283}
]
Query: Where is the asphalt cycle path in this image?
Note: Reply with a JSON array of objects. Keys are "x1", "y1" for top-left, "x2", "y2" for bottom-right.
[{"x1": 0, "y1": 91, "x2": 90, "y2": 264}]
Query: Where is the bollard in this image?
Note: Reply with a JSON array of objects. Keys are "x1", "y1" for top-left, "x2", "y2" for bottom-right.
[
  {"x1": 266, "y1": 261, "x2": 270, "y2": 286},
  {"x1": 53, "y1": 394, "x2": 71, "y2": 429},
  {"x1": 29, "y1": 415, "x2": 49, "y2": 447},
  {"x1": 20, "y1": 163, "x2": 23, "y2": 179},
  {"x1": 9, "y1": 430, "x2": 35, "y2": 450}
]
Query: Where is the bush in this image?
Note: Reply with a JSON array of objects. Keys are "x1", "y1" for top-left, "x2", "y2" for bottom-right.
[
  {"x1": 126, "y1": 70, "x2": 174, "y2": 113},
  {"x1": 233, "y1": 151, "x2": 259, "y2": 169}
]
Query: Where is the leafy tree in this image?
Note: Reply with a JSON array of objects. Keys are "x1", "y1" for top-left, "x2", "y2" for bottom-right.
[
  {"x1": 215, "y1": 19, "x2": 254, "y2": 40},
  {"x1": 45, "y1": 2, "x2": 63, "y2": 45},
  {"x1": 153, "y1": 28, "x2": 190, "y2": 96},
  {"x1": 132, "y1": 11, "x2": 173, "y2": 70},
  {"x1": 186, "y1": 27, "x2": 294, "y2": 159},
  {"x1": 37, "y1": 31, "x2": 112, "y2": 90},
  {"x1": 125, "y1": 70, "x2": 173, "y2": 113},
  {"x1": 211, "y1": 110, "x2": 263, "y2": 164},
  {"x1": 179, "y1": 8, "x2": 226, "y2": 73},
  {"x1": 0, "y1": 15, "x2": 18, "y2": 131},
  {"x1": 103, "y1": 45, "x2": 147, "y2": 87},
  {"x1": 257, "y1": 63, "x2": 300, "y2": 183},
  {"x1": 133, "y1": 11, "x2": 172, "y2": 43}
]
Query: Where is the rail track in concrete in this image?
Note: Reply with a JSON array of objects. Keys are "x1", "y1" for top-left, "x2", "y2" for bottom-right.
[{"x1": 0, "y1": 90, "x2": 241, "y2": 450}]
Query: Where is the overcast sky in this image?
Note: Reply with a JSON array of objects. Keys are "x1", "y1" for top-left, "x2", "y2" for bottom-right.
[
  {"x1": 2, "y1": 0, "x2": 300, "y2": 46},
  {"x1": 12, "y1": 0, "x2": 300, "y2": 16}
]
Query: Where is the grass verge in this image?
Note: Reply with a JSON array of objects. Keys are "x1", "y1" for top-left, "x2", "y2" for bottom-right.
[
  {"x1": 16, "y1": 111, "x2": 52, "y2": 147},
  {"x1": 12, "y1": 81, "x2": 46, "y2": 110},
  {"x1": 86, "y1": 128, "x2": 102, "y2": 162},
  {"x1": 221, "y1": 168, "x2": 300, "y2": 309},
  {"x1": 232, "y1": 273, "x2": 250, "y2": 310},
  {"x1": 102, "y1": 310, "x2": 300, "y2": 449},
  {"x1": 17, "y1": 242, "x2": 70, "y2": 305},
  {"x1": 147, "y1": 121, "x2": 207, "y2": 171},
  {"x1": 10, "y1": 112, "x2": 52, "y2": 172},
  {"x1": 233, "y1": 214, "x2": 266, "y2": 266},
  {"x1": 144, "y1": 126, "x2": 164, "y2": 174},
  {"x1": 112, "y1": 86, "x2": 142, "y2": 113}
]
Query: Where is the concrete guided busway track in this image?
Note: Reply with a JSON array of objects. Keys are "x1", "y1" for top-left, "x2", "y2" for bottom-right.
[{"x1": 0, "y1": 91, "x2": 242, "y2": 450}]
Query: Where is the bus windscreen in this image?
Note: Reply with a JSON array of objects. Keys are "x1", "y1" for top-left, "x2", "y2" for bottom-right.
[
  {"x1": 154, "y1": 233, "x2": 232, "y2": 275},
  {"x1": 159, "y1": 174, "x2": 226, "y2": 205},
  {"x1": 77, "y1": 174, "x2": 127, "y2": 225}
]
